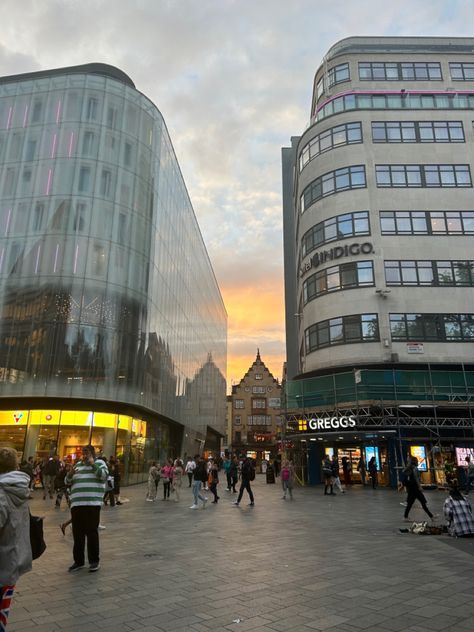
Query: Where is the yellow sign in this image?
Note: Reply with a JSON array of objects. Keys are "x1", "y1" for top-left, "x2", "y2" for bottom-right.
[
  {"x1": 298, "y1": 419, "x2": 307, "y2": 431},
  {"x1": 0, "y1": 410, "x2": 28, "y2": 425},
  {"x1": 30, "y1": 410, "x2": 61, "y2": 425}
]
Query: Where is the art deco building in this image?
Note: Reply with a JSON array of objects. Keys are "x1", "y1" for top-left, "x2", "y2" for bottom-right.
[
  {"x1": 0, "y1": 63, "x2": 227, "y2": 482},
  {"x1": 230, "y1": 350, "x2": 281, "y2": 466},
  {"x1": 282, "y1": 37, "x2": 474, "y2": 487}
]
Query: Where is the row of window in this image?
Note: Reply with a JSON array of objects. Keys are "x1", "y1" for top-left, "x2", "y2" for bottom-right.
[
  {"x1": 316, "y1": 62, "x2": 474, "y2": 101},
  {"x1": 305, "y1": 314, "x2": 379, "y2": 352},
  {"x1": 301, "y1": 165, "x2": 366, "y2": 212},
  {"x1": 390, "y1": 313, "x2": 474, "y2": 342},
  {"x1": 234, "y1": 398, "x2": 269, "y2": 410},
  {"x1": 315, "y1": 92, "x2": 474, "y2": 123},
  {"x1": 301, "y1": 210, "x2": 474, "y2": 258},
  {"x1": 304, "y1": 312, "x2": 474, "y2": 353},
  {"x1": 299, "y1": 120, "x2": 467, "y2": 172},
  {"x1": 303, "y1": 261, "x2": 374, "y2": 303},
  {"x1": 380, "y1": 210, "x2": 474, "y2": 235},
  {"x1": 375, "y1": 164, "x2": 471, "y2": 188},
  {"x1": 385, "y1": 260, "x2": 474, "y2": 287}
]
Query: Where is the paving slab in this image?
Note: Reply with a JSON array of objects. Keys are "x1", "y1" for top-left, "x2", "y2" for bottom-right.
[{"x1": 7, "y1": 478, "x2": 474, "y2": 632}]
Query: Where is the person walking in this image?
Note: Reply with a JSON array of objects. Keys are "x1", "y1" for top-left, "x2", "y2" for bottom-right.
[
  {"x1": 229, "y1": 456, "x2": 239, "y2": 493},
  {"x1": 161, "y1": 459, "x2": 173, "y2": 500},
  {"x1": 223, "y1": 455, "x2": 232, "y2": 491},
  {"x1": 42, "y1": 455, "x2": 60, "y2": 500},
  {"x1": 357, "y1": 455, "x2": 367, "y2": 486},
  {"x1": 184, "y1": 456, "x2": 195, "y2": 488},
  {"x1": 190, "y1": 456, "x2": 208, "y2": 509},
  {"x1": 368, "y1": 456, "x2": 378, "y2": 489},
  {"x1": 341, "y1": 456, "x2": 352, "y2": 486},
  {"x1": 443, "y1": 480, "x2": 474, "y2": 537},
  {"x1": 209, "y1": 460, "x2": 220, "y2": 503},
  {"x1": 331, "y1": 455, "x2": 345, "y2": 494},
  {"x1": 65, "y1": 445, "x2": 108, "y2": 572},
  {"x1": 172, "y1": 459, "x2": 183, "y2": 502},
  {"x1": 464, "y1": 455, "x2": 474, "y2": 494},
  {"x1": 281, "y1": 460, "x2": 295, "y2": 500},
  {"x1": 146, "y1": 461, "x2": 160, "y2": 501},
  {"x1": 403, "y1": 456, "x2": 435, "y2": 522},
  {"x1": 0, "y1": 448, "x2": 32, "y2": 630},
  {"x1": 55, "y1": 461, "x2": 72, "y2": 508},
  {"x1": 322, "y1": 455, "x2": 334, "y2": 495},
  {"x1": 233, "y1": 457, "x2": 255, "y2": 507}
]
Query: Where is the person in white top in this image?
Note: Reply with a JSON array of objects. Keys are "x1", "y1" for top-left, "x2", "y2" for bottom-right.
[{"x1": 184, "y1": 457, "x2": 196, "y2": 488}]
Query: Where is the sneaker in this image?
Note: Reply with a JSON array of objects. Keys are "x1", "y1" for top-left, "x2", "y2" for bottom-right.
[
  {"x1": 89, "y1": 562, "x2": 100, "y2": 572},
  {"x1": 232, "y1": 501, "x2": 240, "y2": 506},
  {"x1": 400, "y1": 502, "x2": 407, "y2": 507},
  {"x1": 98, "y1": 524, "x2": 106, "y2": 530},
  {"x1": 146, "y1": 498, "x2": 154, "y2": 502},
  {"x1": 68, "y1": 562, "x2": 84, "y2": 572},
  {"x1": 248, "y1": 502, "x2": 255, "y2": 506},
  {"x1": 189, "y1": 504, "x2": 198, "y2": 509}
]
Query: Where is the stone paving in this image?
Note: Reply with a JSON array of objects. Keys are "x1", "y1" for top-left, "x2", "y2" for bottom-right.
[{"x1": 8, "y1": 476, "x2": 474, "y2": 632}]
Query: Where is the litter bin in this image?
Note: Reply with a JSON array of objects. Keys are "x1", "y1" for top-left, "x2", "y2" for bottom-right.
[{"x1": 266, "y1": 464, "x2": 275, "y2": 484}]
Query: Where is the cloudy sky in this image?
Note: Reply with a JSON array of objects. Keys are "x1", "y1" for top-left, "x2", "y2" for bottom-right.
[{"x1": 2, "y1": 0, "x2": 472, "y2": 389}]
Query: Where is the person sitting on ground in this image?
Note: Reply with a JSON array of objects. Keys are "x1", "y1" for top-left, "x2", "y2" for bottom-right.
[{"x1": 443, "y1": 479, "x2": 474, "y2": 538}]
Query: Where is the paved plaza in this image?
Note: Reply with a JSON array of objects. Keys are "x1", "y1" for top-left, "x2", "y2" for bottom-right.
[{"x1": 8, "y1": 476, "x2": 474, "y2": 632}]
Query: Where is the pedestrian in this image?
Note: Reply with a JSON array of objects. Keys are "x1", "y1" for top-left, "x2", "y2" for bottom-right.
[
  {"x1": 402, "y1": 456, "x2": 435, "y2": 522},
  {"x1": 172, "y1": 459, "x2": 183, "y2": 502},
  {"x1": 230, "y1": 455, "x2": 239, "y2": 493},
  {"x1": 464, "y1": 455, "x2": 474, "y2": 494},
  {"x1": 209, "y1": 460, "x2": 220, "y2": 503},
  {"x1": 19, "y1": 459, "x2": 34, "y2": 490},
  {"x1": 65, "y1": 445, "x2": 108, "y2": 572},
  {"x1": 357, "y1": 455, "x2": 367, "y2": 486},
  {"x1": 109, "y1": 456, "x2": 122, "y2": 505},
  {"x1": 331, "y1": 455, "x2": 345, "y2": 494},
  {"x1": 184, "y1": 456, "x2": 196, "y2": 487},
  {"x1": 55, "y1": 462, "x2": 72, "y2": 508},
  {"x1": 443, "y1": 479, "x2": 474, "y2": 537},
  {"x1": 322, "y1": 455, "x2": 334, "y2": 495},
  {"x1": 190, "y1": 455, "x2": 208, "y2": 509},
  {"x1": 341, "y1": 456, "x2": 352, "y2": 486},
  {"x1": 281, "y1": 460, "x2": 295, "y2": 500},
  {"x1": 146, "y1": 461, "x2": 160, "y2": 501},
  {"x1": 0, "y1": 447, "x2": 32, "y2": 630},
  {"x1": 42, "y1": 455, "x2": 60, "y2": 500},
  {"x1": 368, "y1": 456, "x2": 378, "y2": 489},
  {"x1": 161, "y1": 459, "x2": 173, "y2": 500},
  {"x1": 223, "y1": 454, "x2": 232, "y2": 491},
  {"x1": 233, "y1": 456, "x2": 255, "y2": 507}
]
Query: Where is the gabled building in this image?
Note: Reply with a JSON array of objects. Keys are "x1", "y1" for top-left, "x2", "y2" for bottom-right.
[{"x1": 230, "y1": 350, "x2": 281, "y2": 465}]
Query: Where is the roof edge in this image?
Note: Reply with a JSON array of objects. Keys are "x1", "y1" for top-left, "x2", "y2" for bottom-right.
[{"x1": 0, "y1": 62, "x2": 135, "y2": 88}]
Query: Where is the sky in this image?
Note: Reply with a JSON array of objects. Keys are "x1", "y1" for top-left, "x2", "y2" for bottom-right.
[{"x1": 1, "y1": 0, "x2": 473, "y2": 390}]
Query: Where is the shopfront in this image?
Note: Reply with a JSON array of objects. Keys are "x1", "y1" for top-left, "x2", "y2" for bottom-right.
[{"x1": 0, "y1": 406, "x2": 179, "y2": 484}]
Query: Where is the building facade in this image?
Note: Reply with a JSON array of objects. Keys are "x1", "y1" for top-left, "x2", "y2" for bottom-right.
[
  {"x1": 0, "y1": 63, "x2": 227, "y2": 483},
  {"x1": 230, "y1": 350, "x2": 281, "y2": 466},
  {"x1": 282, "y1": 37, "x2": 474, "y2": 487}
]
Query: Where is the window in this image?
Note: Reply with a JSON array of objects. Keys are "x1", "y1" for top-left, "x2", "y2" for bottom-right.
[
  {"x1": 304, "y1": 261, "x2": 374, "y2": 303},
  {"x1": 390, "y1": 313, "x2": 474, "y2": 342},
  {"x1": 375, "y1": 164, "x2": 471, "y2": 188},
  {"x1": 302, "y1": 212, "x2": 370, "y2": 257},
  {"x1": 255, "y1": 374, "x2": 263, "y2": 380},
  {"x1": 82, "y1": 131, "x2": 95, "y2": 156},
  {"x1": 327, "y1": 63, "x2": 350, "y2": 87},
  {"x1": 450, "y1": 63, "x2": 474, "y2": 80},
  {"x1": 73, "y1": 203, "x2": 86, "y2": 233},
  {"x1": 124, "y1": 142, "x2": 133, "y2": 167},
  {"x1": 305, "y1": 314, "x2": 379, "y2": 352},
  {"x1": 301, "y1": 165, "x2": 366, "y2": 213},
  {"x1": 86, "y1": 97, "x2": 99, "y2": 121},
  {"x1": 106, "y1": 106, "x2": 118, "y2": 129},
  {"x1": 78, "y1": 166, "x2": 91, "y2": 192},
  {"x1": 385, "y1": 260, "x2": 474, "y2": 287},
  {"x1": 299, "y1": 122, "x2": 362, "y2": 171},
  {"x1": 372, "y1": 121, "x2": 464, "y2": 143},
  {"x1": 380, "y1": 210, "x2": 474, "y2": 236},
  {"x1": 359, "y1": 61, "x2": 442, "y2": 81},
  {"x1": 234, "y1": 399, "x2": 244, "y2": 409},
  {"x1": 92, "y1": 243, "x2": 106, "y2": 276},
  {"x1": 32, "y1": 202, "x2": 44, "y2": 232},
  {"x1": 31, "y1": 99, "x2": 42, "y2": 123},
  {"x1": 252, "y1": 399, "x2": 266, "y2": 409},
  {"x1": 314, "y1": 91, "x2": 474, "y2": 124},
  {"x1": 235, "y1": 431, "x2": 241, "y2": 443},
  {"x1": 25, "y1": 139, "x2": 37, "y2": 161},
  {"x1": 248, "y1": 416, "x2": 272, "y2": 426},
  {"x1": 100, "y1": 169, "x2": 112, "y2": 197},
  {"x1": 252, "y1": 386, "x2": 266, "y2": 394}
]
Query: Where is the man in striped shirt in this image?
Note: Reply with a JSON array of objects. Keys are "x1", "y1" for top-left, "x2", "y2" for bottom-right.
[{"x1": 65, "y1": 445, "x2": 108, "y2": 573}]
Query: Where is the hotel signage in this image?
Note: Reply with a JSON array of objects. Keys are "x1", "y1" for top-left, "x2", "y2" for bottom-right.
[{"x1": 300, "y1": 241, "x2": 374, "y2": 277}]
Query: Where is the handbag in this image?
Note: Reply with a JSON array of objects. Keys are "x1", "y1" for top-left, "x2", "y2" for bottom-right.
[{"x1": 30, "y1": 512, "x2": 47, "y2": 560}]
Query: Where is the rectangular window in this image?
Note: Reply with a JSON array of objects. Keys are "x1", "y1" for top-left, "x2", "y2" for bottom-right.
[
  {"x1": 82, "y1": 131, "x2": 95, "y2": 156},
  {"x1": 25, "y1": 139, "x2": 37, "y2": 161},
  {"x1": 304, "y1": 261, "x2": 374, "y2": 303},
  {"x1": 73, "y1": 203, "x2": 86, "y2": 233},
  {"x1": 234, "y1": 399, "x2": 244, "y2": 409},
  {"x1": 302, "y1": 165, "x2": 366, "y2": 212},
  {"x1": 328, "y1": 63, "x2": 350, "y2": 87},
  {"x1": 372, "y1": 121, "x2": 464, "y2": 143},
  {"x1": 305, "y1": 313, "x2": 379, "y2": 352},
  {"x1": 86, "y1": 97, "x2": 99, "y2": 121},
  {"x1": 450, "y1": 62, "x2": 474, "y2": 80},
  {"x1": 33, "y1": 202, "x2": 44, "y2": 231},
  {"x1": 376, "y1": 165, "x2": 471, "y2": 188},
  {"x1": 100, "y1": 169, "x2": 112, "y2": 197},
  {"x1": 380, "y1": 210, "x2": 474, "y2": 236},
  {"x1": 299, "y1": 122, "x2": 362, "y2": 171},
  {"x1": 252, "y1": 386, "x2": 266, "y2": 394},
  {"x1": 252, "y1": 399, "x2": 266, "y2": 409},
  {"x1": 359, "y1": 61, "x2": 442, "y2": 81},
  {"x1": 390, "y1": 313, "x2": 474, "y2": 342},
  {"x1": 78, "y1": 166, "x2": 91, "y2": 192},
  {"x1": 32, "y1": 99, "x2": 42, "y2": 123}
]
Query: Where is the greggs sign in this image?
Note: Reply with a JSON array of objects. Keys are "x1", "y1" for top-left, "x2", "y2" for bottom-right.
[{"x1": 298, "y1": 416, "x2": 356, "y2": 431}]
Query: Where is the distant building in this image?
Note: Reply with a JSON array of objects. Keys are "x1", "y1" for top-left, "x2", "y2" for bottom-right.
[
  {"x1": 0, "y1": 63, "x2": 227, "y2": 482},
  {"x1": 230, "y1": 350, "x2": 281, "y2": 464}
]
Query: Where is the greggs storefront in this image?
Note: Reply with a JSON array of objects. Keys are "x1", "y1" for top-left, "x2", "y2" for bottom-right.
[{"x1": 0, "y1": 405, "x2": 179, "y2": 484}]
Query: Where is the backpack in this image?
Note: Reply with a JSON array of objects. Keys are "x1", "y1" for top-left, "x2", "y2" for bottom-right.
[{"x1": 281, "y1": 467, "x2": 290, "y2": 481}]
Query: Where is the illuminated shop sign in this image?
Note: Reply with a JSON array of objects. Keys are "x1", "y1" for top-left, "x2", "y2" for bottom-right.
[
  {"x1": 300, "y1": 242, "x2": 374, "y2": 277},
  {"x1": 298, "y1": 416, "x2": 356, "y2": 431}
]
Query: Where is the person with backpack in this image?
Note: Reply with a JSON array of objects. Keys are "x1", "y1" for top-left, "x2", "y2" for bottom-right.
[
  {"x1": 280, "y1": 460, "x2": 295, "y2": 500},
  {"x1": 232, "y1": 456, "x2": 255, "y2": 507}
]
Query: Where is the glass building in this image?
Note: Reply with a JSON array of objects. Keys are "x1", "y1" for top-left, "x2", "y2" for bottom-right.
[
  {"x1": 0, "y1": 63, "x2": 227, "y2": 483},
  {"x1": 282, "y1": 38, "x2": 474, "y2": 488}
]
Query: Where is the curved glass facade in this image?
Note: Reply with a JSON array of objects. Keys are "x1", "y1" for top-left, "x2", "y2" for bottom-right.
[{"x1": 0, "y1": 66, "x2": 227, "y2": 475}]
